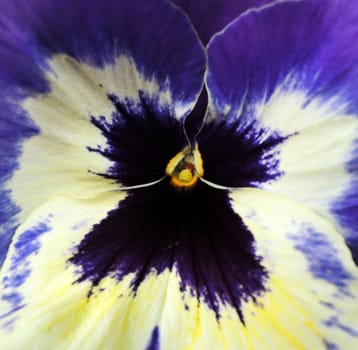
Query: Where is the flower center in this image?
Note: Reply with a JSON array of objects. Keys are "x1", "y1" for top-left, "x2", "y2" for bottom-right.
[{"x1": 165, "y1": 144, "x2": 204, "y2": 188}]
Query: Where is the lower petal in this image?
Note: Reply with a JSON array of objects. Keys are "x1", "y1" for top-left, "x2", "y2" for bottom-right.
[{"x1": 2, "y1": 185, "x2": 358, "y2": 349}]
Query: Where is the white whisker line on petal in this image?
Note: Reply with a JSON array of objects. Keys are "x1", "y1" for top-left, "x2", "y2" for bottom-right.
[
  {"x1": 111, "y1": 176, "x2": 167, "y2": 191},
  {"x1": 233, "y1": 86, "x2": 249, "y2": 122},
  {"x1": 199, "y1": 177, "x2": 244, "y2": 190}
]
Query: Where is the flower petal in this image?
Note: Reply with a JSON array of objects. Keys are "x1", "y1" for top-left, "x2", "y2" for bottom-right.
[
  {"x1": 2, "y1": 186, "x2": 358, "y2": 349},
  {"x1": 229, "y1": 187, "x2": 358, "y2": 350},
  {"x1": 205, "y1": 0, "x2": 358, "y2": 256},
  {"x1": 0, "y1": 0, "x2": 206, "y2": 264},
  {"x1": 171, "y1": 0, "x2": 276, "y2": 45}
]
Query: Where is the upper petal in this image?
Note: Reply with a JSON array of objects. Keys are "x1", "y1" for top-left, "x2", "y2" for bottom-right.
[
  {"x1": 0, "y1": 0, "x2": 206, "y2": 264},
  {"x1": 205, "y1": 0, "x2": 358, "y2": 256}
]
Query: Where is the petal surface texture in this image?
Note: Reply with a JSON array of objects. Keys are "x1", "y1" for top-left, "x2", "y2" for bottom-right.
[
  {"x1": 0, "y1": 0, "x2": 206, "y2": 264},
  {"x1": 206, "y1": 0, "x2": 358, "y2": 260}
]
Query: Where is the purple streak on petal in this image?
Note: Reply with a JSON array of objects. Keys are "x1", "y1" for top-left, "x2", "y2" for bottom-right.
[
  {"x1": 324, "y1": 316, "x2": 358, "y2": 337},
  {"x1": 0, "y1": 118, "x2": 39, "y2": 266},
  {"x1": 171, "y1": 0, "x2": 275, "y2": 45},
  {"x1": 289, "y1": 225, "x2": 354, "y2": 296},
  {"x1": 1, "y1": 219, "x2": 51, "y2": 329},
  {"x1": 146, "y1": 327, "x2": 160, "y2": 350},
  {"x1": 0, "y1": 12, "x2": 47, "y2": 266},
  {"x1": 324, "y1": 341, "x2": 339, "y2": 350},
  {"x1": 207, "y1": 0, "x2": 358, "y2": 115},
  {"x1": 1, "y1": 0, "x2": 205, "y2": 107}
]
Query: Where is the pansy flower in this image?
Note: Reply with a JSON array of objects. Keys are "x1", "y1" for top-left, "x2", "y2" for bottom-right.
[{"x1": 1, "y1": 0, "x2": 358, "y2": 349}]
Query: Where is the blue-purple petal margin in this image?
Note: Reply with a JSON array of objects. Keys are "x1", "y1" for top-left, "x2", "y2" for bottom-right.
[{"x1": 207, "y1": 0, "x2": 358, "y2": 115}]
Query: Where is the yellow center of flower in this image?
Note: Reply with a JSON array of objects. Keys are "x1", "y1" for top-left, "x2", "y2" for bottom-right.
[{"x1": 165, "y1": 144, "x2": 204, "y2": 188}]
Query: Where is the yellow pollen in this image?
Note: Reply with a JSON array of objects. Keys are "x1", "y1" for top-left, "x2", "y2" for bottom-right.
[{"x1": 178, "y1": 169, "x2": 193, "y2": 183}]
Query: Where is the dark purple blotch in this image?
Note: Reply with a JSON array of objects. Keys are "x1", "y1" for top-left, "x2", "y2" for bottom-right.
[
  {"x1": 71, "y1": 92, "x2": 272, "y2": 322},
  {"x1": 70, "y1": 179, "x2": 267, "y2": 322}
]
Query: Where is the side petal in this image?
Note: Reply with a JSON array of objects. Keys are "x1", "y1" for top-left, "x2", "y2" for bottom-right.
[
  {"x1": 171, "y1": 0, "x2": 276, "y2": 45},
  {"x1": 205, "y1": 0, "x2": 358, "y2": 253},
  {"x1": 0, "y1": 0, "x2": 206, "y2": 263}
]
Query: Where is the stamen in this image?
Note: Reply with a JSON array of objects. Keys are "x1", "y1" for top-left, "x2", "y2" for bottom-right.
[{"x1": 166, "y1": 144, "x2": 203, "y2": 188}]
